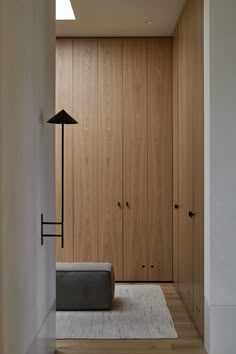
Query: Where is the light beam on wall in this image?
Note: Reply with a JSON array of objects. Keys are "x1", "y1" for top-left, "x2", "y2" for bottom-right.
[{"x1": 56, "y1": 0, "x2": 76, "y2": 20}]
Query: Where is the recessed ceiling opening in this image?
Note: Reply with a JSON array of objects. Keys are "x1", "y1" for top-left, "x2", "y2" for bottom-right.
[
  {"x1": 56, "y1": 0, "x2": 76, "y2": 20},
  {"x1": 56, "y1": 0, "x2": 186, "y2": 37}
]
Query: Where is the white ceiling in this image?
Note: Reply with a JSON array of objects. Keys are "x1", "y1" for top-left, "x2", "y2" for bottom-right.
[{"x1": 56, "y1": 0, "x2": 186, "y2": 37}]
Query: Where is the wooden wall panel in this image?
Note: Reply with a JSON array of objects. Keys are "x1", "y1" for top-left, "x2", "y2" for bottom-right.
[
  {"x1": 148, "y1": 38, "x2": 173, "y2": 281},
  {"x1": 173, "y1": 0, "x2": 204, "y2": 334},
  {"x1": 56, "y1": 37, "x2": 174, "y2": 282},
  {"x1": 192, "y1": 0, "x2": 204, "y2": 337},
  {"x1": 73, "y1": 39, "x2": 98, "y2": 262},
  {"x1": 97, "y1": 39, "x2": 123, "y2": 280},
  {"x1": 178, "y1": 2, "x2": 194, "y2": 317},
  {"x1": 123, "y1": 39, "x2": 148, "y2": 281},
  {"x1": 173, "y1": 29, "x2": 179, "y2": 287},
  {"x1": 56, "y1": 39, "x2": 74, "y2": 262}
]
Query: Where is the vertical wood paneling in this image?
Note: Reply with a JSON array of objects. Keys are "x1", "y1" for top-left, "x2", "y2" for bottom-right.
[
  {"x1": 123, "y1": 39, "x2": 148, "y2": 281},
  {"x1": 148, "y1": 38, "x2": 173, "y2": 281},
  {"x1": 174, "y1": 0, "x2": 204, "y2": 335},
  {"x1": 56, "y1": 37, "x2": 175, "y2": 283},
  {"x1": 178, "y1": 2, "x2": 194, "y2": 317},
  {"x1": 97, "y1": 39, "x2": 123, "y2": 280},
  {"x1": 192, "y1": 0, "x2": 204, "y2": 337},
  {"x1": 173, "y1": 29, "x2": 179, "y2": 287},
  {"x1": 73, "y1": 39, "x2": 98, "y2": 262},
  {"x1": 56, "y1": 39, "x2": 74, "y2": 262}
]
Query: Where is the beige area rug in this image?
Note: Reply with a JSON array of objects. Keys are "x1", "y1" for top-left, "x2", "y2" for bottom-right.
[{"x1": 56, "y1": 284, "x2": 177, "y2": 339}]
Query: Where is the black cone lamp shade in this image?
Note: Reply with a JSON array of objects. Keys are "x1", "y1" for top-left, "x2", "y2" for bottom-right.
[
  {"x1": 41, "y1": 109, "x2": 78, "y2": 248},
  {"x1": 47, "y1": 109, "x2": 78, "y2": 125}
]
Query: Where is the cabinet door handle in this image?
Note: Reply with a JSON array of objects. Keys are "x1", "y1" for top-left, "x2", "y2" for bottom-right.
[
  {"x1": 126, "y1": 201, "x2": 130, "y2": 208},
  {"x1": 174, "y1": 204, "x2": 179, "y2": 209},
  {"x1": 188, "y1": 211, "x2": 195, "y2": 218},
  {"x1": 118, "y1": 201, "x2": 122, "y2": 209}
]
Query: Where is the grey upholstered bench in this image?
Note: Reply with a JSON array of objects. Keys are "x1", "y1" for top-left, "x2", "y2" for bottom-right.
[{"x1": 56, "y1": 262, "x2": 115, "y2": 311}]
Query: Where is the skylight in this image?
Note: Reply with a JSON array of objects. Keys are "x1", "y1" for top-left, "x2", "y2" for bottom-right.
[{"x1": 56, "y1": 0, "x2": 76, "y2": 20}]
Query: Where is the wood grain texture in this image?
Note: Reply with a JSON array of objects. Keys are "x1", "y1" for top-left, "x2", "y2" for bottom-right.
[
  {"x1": 177, "y1": 1, "x2": 194, "y2": 318},
  {"x1": 56, "y1": 38, "x2": 175, "y2": 282},
  {"x1": 173, "y1": 29, "x2": 179, "y2": 288},
  {"x1": 73, "y1": 39, "x2": 98, "y2": 262},
  {"x1": 56, "y1": 39, "x2": 74, "y2": 262},
  {"x1": 147, "y1": 38, "x2": 173, "y2": 281},
  {"x1": 192, "y1": 0, "x2": 204, "y2": 337},
  {"x1": 56, "y1": 284, "x2": 207, "y2": 354},
  {"x1": 174, "y1": 0, "x2": 204, "y2": 335},
  {"x1": 123, "y1": 39, "x2": 148, "y2": 281},
  {"x1": 97, "y1": 39, "x2": 123, "y2": 280}
]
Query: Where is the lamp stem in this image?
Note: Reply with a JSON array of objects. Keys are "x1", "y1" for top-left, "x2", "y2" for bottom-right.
[{"x1": 61, "y1": 123, "x2": 64, "y2": 248}]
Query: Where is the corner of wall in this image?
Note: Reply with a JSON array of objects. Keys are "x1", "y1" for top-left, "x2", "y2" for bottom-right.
[
  {"x1": 27, "y1": 303, "x2": 56, "y2": 354},
  {"x1": 204, "y1": 299, "x2": 210, "y2": 353}
]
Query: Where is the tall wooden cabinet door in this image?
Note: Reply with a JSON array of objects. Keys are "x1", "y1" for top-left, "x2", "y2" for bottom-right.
[
  {"x1": 97, "y1": 39, "x2": 123, "y2": 280},
  {"x1": 173, "y1": 29, "x2": 179, "y2": 287},
  {"x1": 148, "y1": 38, "x2": 173, "y2": 281},
  {"x1": 56, "y1": 39, "x2": 74, "y2": 262},
  {"x1": 178, "y1": 11, "x2": 194, "y2": 317},
  {"x1": 123, "y1": 39, "x2": 148, "y2": 281},
  {"x1": 192, "y1": 0, "x2": 204, "y2": 336},
  {"x1": 73, "y1": 39, "x2": 98, "y2": 262}
]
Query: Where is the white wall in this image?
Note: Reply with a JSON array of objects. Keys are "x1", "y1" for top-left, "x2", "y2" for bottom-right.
[
  {"x1": 204, "y1": 0, "x2": 236, "y2": 353},
  {"x1": 0, "y1": 1, "x2": 56, "y2": 353}
]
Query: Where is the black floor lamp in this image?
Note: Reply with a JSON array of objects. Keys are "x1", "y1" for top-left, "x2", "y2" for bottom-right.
[{"x1": 41, "y1": 109, "x2": 78, "y2": 248}]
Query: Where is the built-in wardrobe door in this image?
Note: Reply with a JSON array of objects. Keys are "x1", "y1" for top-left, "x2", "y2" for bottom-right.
[
  {"x1": 73, "y1": 39, "x2": 98, "y2": 262},
  {"x1": 192, "y1": 0, "x2": 204, "y2": 336},
  {"x1": 178, "y1": 9, "x2": 194, "y2": 317},
  {"x1": 123, "y1": 39, "x2": 148, "y2": 281},
  {"x1": 56, "y1": 39, "x2": 74, "y2": 262},
  {"x1": 173, "y1": 30, "x2": 179, "y2": 287},
  {"x1": 148, "y1": 38, "x2": 173, "y2": 281},
  {"x1": 173, "y1": 0, "x2": 204, "y2": 337},
  {"x1": 97, "y1": 39, "x2": 123, "y2": 280}
]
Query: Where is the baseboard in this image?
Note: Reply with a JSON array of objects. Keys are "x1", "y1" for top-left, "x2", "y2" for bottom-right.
[{"x1": 27, "y1": 302, "x2": 56, "y2": 354}]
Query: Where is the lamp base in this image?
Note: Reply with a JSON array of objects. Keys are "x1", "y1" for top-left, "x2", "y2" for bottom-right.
[{"x1": 41, "y1": 214, "x2": 64, "y2": 247}]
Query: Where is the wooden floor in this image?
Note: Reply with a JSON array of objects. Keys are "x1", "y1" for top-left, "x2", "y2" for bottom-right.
[{"x1": 56, "y1": 284, "x2": 207, "y2": 354}]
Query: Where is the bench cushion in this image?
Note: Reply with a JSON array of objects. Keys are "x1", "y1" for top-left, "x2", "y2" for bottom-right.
[{"x1": 56, "y1": 262, "x2": 115, "y2": 311}]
